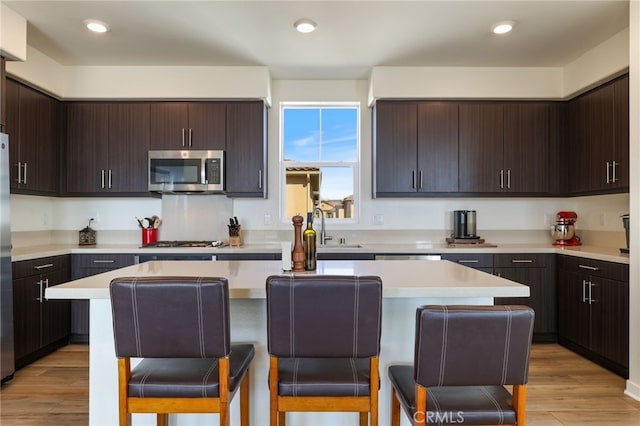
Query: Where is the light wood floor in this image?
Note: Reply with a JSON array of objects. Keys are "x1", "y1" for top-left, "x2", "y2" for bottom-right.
[{"x1": 1, "y1": 343, "x2": 640, "y2": 425}]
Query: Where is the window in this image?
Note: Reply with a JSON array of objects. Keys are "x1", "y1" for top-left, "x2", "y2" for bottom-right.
[{"x1": 281, "y1": 103, "x2": 359, "y2": 222}]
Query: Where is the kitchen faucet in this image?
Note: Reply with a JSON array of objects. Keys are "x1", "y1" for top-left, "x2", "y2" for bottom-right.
[{"x1": 313, "y1": 207, "x2": 333, "y2": 245}]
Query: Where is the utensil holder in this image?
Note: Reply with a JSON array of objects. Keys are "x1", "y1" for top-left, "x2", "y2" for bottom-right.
[
  {"x1": 142, "y1": 228, "x2": 158, "y2": 245},
  {"x1": 229, "y1": 226, "x2": 242, "y2": 247}
]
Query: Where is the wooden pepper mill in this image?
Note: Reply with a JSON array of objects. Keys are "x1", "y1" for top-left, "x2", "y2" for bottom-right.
[{"x1": 291, "y1": 214, "x2": 306, "y2": 272}]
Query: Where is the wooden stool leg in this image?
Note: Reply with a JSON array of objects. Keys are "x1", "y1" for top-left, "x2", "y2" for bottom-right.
[
  {"x1": 269, "y1": 357, "x2": 279, "y2": 426},
  {"x1": 240, "y1": 370, "x2": 250, "y2": 426},
  {"x1": 156, "y1": 413, "x2": 167, "y2": 426},
  {"x1": 390, "y1": 387, "x2": 401, "y2": 426},
  {"x1": 359, "y1": 412, "x2": 368, "y2": 426},
  {"x1": 278, "y1": 411, "x2": 286, "y2": 426}
]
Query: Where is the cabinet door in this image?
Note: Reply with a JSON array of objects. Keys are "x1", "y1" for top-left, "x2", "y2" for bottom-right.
[
  {"x1": 66, "y1": 103, "x2": 109, "y2": 193},
  {"x1": 188, "y1": 103, "x2": 226, "y2": 150},
  {"x1": 612, "y1": 75, "x2": 629, "y2": 189},
  {"x1": 586, "y1": 83, "x2": 615, "y2": 192},
  {"x1": 417, "y1": 102, "x2": 458, "y2": 192},
  {"x1": 19, "y1": 85, "x2": 59, "y2": 194},
  {"x1": 503, "y1": 103, "x2": 549, "y2": 193},
  {"x1": 557, "y1": 268, "x2": 590, "y2": 348},
  {"x1": 590, "y1": 277, "x2": 629, "y2": 368},
  {"x1": 494, "y1": 267, "x2": 547, "y2": 334},
  {"x1": 373, "y1": 102, "x2": 417, "y2": 194},
  {"x1": 225, "y1": 102, "x2": 266, "y2": 197},
  {"x1": 149, "y1": 103, "x2": 189, "y2": 150},
  {"x1": 107, "y1": 103, "x2": 150, "y2": 193},
  {"x1": 12, "y1": 276, "x2": 42, "y2": 361},
  {"x1": 5, "y1": 79, "x2": 21, "y2": 190},
  {"x1": 41, "y1": 269, "x2": 71, "y2": 347},
  {"x1": 459, "y1": 103, "x2": 504, "y2": 192}
]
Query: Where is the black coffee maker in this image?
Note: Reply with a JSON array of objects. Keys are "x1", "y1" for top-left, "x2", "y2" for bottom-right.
[{"x1": 452, "y1": 210, "x2": 477, "y2": 239}]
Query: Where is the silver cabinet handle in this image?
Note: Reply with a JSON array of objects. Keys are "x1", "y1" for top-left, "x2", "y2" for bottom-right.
[
  {"x1": 419, "y1": 170, "x2": 423, "y2": 189},
  {"x1": 16, "y1": 162, "x2": 22, "y2": 184},
  {"x1": 188, "y1": 128, "x2": 193, "y2": 147},
  {"x1": 578, "y1": 264, "x2": 599, "y2": 271},
  {"x1": 108, "y1": 169, "x2": 113, "y2": 189},
  {"x1": 33, "y1": 263, "x2": 54, "y2": 270},
  {"x1": 588, "y1": 282, "x2": 596, "y2": 304},
  {"x1": 412, "y1": 170, "x2": 416, "y2": 189},
  {"x1": 511, "y1": 259, "x2": 533, "y2": 263},
  {"x1": 23, "y1": 163, "x2": 27, "y2": 185},
  {"x1": 92, "y1": 259, "x2": 116, "y2": 264},
  {"x1": 500, "y1": 169, "x2": 504, "y2": 189},
  {"x1": 101, "y1": 169, "x2": 105, "y2": 189},
  {"x1": 606, "y1": 161, "x2": 611, "y2": 184},
  {"x1": 506, "y1": 169, "x2": 511, "y2": 189},
  {"x1": 612, "y1": 161, "x2": 618, "y2": 183},
  {"x1": 35, "y1": 279, "x2": 44, "y2": 303},
  {"x1": 258, "y1": 169, "x2": 263, "y2": 190},
  {"x1": 181, "y1": 128, "x2": 186, "y2": 147},
  {"x1": 582, "y1": 279, "x2": 588, "y2": 303},
  {"x1": 458, "y1": 259, "x2": 479, "y2": 264}
]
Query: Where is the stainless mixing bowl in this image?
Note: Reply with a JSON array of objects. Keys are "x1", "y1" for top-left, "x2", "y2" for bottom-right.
[{"x1": 551, "y1": 224, "x2": 575, "y2": 241}]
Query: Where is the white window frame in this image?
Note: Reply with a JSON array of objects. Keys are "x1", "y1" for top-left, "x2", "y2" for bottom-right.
[{"x1": 279, "y1": 101, "x2": 361, "y2": 224}]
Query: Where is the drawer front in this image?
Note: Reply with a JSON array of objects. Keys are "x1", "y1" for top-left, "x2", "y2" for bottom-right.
[
  {"x1": 441, "y1": 253, "x2": 493, "y2": 268},
  {"x1": 13, "y1": 255, "x2": 71, "y2": 279},
  {"x1": 494, "y1": 253, "x2": 546, "y2": 268},
  {"x1": 72, "y1": 254, "x2": 136, "y2": 269},
  {"x1": 562, "y1": 256, "x2": 611, "y2": 278}
]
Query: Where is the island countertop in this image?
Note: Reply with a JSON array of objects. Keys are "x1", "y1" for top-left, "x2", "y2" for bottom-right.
[{"x1": 45, "y1": 259, "x2": 529, "y2": 300}]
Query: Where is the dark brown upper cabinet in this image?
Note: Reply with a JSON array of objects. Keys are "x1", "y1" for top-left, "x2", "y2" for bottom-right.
[
  {"x1": 224, "y1": 101, "x2": 267, "y2": 197},
  {"x1": 65, "y1": 102, "x2": 150, "y2": 195},
  {"x1": 373, "y1": 101, "x2": 458, "y2": 196},
  {"x1": 5, "y1": 78, "x2": 60, "y2": 195},
  {"x1": 149, "y1": 102, "x2": 226, "y2": 150},
  {"x1": 459, "y1": 102, "x2": 549, "y2": 194},
  {"x1": 568, "y1": 74, "x2": 629, "y2": 194}
]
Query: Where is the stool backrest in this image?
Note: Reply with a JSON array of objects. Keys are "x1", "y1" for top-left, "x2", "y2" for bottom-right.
[
  {"x1": 110, "y1": 276, "x2": 230, "y2": 358},
  {"x1": 266, "y1": 275, "x2": 382, "y2": 358},
  {"x1": 415, "y1": 305, "x2": 534, "y2": 387}
]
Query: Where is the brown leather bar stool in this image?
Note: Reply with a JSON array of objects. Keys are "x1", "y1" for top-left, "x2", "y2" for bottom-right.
[
  {"x1": 388, "y1": 305, "x2": 535, "y2": 426},
  {"x1": 109, "y1": 276, "x2": 255, "y2": 426},
  {"x1": 266, "y1": 275, "x2": 383, "y2": 426}
]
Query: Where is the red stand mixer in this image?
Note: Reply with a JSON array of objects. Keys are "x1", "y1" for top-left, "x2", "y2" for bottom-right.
[{"x1": 551, "y1": 211, "x2": 581, "y2": 246}]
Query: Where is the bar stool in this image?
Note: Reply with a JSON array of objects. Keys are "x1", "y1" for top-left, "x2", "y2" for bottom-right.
[
  {"x1": 109, "y1": 276, "x2": 255, "y2": 426},
  {"x1": 266, "y1": 275, "x2": 383, "y2": 426},
  {"x1": 388, "y1": 305, "x2": 535, "y2": 426}
]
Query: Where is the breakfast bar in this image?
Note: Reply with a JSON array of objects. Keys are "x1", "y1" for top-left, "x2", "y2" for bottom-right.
[{"x1": 45, "y1": 259, "x2": 529, "y2": 426}]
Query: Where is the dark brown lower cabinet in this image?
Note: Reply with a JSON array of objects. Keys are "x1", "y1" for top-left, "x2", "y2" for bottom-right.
[
  {"x1": 70, "y1": 254, "x2": 136, "y2": 342},
  {"x1": 557, "y1": 255, "x2": 629, "y2": 377},
  {"x1": 12, "y1": 255, "x2": 70, "y2": 369}
]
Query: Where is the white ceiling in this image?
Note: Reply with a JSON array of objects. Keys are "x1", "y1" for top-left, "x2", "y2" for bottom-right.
[{"x1": 3, "y1": 0, "x2": 630, "y2": 79}]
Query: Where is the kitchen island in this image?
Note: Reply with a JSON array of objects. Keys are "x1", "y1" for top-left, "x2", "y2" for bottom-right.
[{"x1": 46, "y1": 259, "x2": 529, "y2": 426}]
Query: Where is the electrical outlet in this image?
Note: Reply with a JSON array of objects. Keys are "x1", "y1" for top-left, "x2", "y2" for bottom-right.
[
  {"x1": 373, "y1": 214, "x2": 384, "y2": 225},
  {"x1": 92, "y1": 211, "x2": 101, "y2": 223},
  {"x1": 264, "y1": 214, "x2": 272, "y2": 225},
  {"x1": 543, "y1": 213, "x2": 553, "y2": 226},
  {"x1": 42, "y1": 213, "x2": 48, "y2": 226},
  {"x1": 599, "y1": 213, "x2": 606, "y2": 226}
]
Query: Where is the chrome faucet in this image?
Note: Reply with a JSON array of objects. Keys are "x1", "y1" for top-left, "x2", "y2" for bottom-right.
[{"x1": 313, "y1": 207, "x2": 332, "y2": 245}]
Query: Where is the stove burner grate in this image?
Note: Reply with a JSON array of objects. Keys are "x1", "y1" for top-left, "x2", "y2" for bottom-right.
[{"x1": 141, "y1": 240, "x2": 226, "y2": 248}]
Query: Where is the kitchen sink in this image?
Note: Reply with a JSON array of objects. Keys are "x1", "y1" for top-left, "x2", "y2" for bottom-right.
[{"x1": 318, "y1": 244, "x2": 363, "y2": 249}]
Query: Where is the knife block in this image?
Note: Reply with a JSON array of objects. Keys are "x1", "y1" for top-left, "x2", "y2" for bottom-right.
[{"x1": 229, "y1": 226, "x2": 242, "y2": 247}]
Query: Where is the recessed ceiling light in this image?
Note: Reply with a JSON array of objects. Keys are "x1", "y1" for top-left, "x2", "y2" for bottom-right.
[
  {"x1": 294, "y1": 19, "x2": 317, "y2": 34},
  {"x1": 84, "y1": 19, "x2": 110, "y2": 33},
  {"x1": 491, "y1": 21, "x2": 515, "y2": 35}
]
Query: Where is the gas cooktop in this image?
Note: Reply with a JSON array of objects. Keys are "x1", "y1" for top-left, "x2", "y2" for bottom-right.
[{"x1": 141, "y1": 240, "x2": 227, "y2": 248}]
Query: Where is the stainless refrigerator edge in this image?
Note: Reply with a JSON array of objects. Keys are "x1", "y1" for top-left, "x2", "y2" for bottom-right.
[{"x1": 1, "y1": 132, "x2": 15, "y2": 383}]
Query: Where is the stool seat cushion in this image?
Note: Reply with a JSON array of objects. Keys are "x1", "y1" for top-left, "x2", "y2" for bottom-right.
[
  {"x1": 128, "y1": 344, "x2": 254, "y2": 398},
  {"x1": 277, "y1": 358, "x2": 372, "y2": 397},
  {"x1": 388, "y1": 365, "x2": 516, "y2": 425}
]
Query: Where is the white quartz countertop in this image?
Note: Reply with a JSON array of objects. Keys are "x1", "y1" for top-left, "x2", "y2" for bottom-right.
[
  {"x1": 13, "y1": 242, "x2": 629, "y2": 264},
  {"x1": 44, "y1": 259, "x2": 530, "y2": 300}
]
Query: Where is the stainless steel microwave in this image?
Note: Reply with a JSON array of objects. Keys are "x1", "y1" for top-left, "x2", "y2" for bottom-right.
[{"x1": 148, "y1": 150, "x2": 224, "y2": 194}]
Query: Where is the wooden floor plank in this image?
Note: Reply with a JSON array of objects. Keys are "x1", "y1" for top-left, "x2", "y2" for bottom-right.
[{"x1": 1, "y1": 343, "x2": 639, "y2": 425}]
